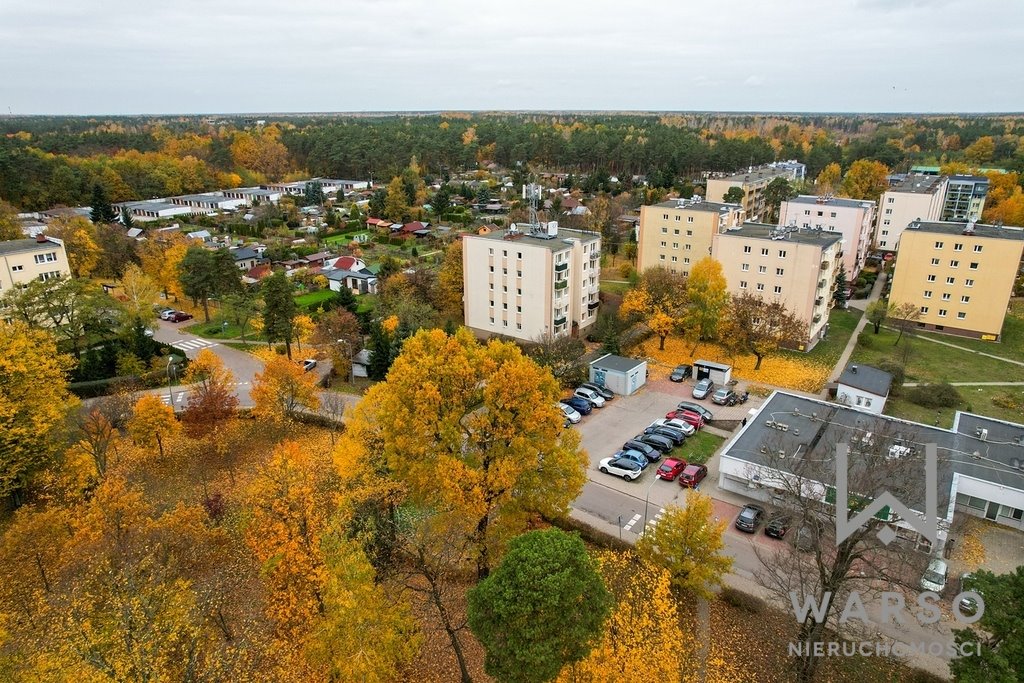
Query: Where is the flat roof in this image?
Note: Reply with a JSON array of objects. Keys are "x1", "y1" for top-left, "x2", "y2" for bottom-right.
[
  {"x1": 719, "y1": 222, "x2": 843, "y2": 247},
  {"x1": 470, "y1": 226, "x2": 600, "y2": 252},
  {"x1": 837, "y1": 363, "x2": 892, "y2": 396},
  {"x1": 888, "y1": 175, "x2": 946, "y2": 195},
  {"x1": 694, "y1": 359, "x2": 731, "y2": 371},
  {"x1": 0, "y1": 238, "x2": 62, "y2": 255},
  {"x1": 174, "y1": 193, "x2": 234, "y2": 203},
  {"x1": 711, "y1": 166, "x2": 794, "y2": 184},
  {"x1": 947, "y1": 175, "x2": 989, "y2": 183},
  {"x1": 590, "y1": 354, "x2": 646, "y2": 373},
  {"x1": 904, "y1": 221, "x2": 1024, "y2": 240},
  {"x1": 787, "y1": 195, "x2": 877, "y2": 210},
  {"x1": 121, "y1": 201, "x2": 191, "y2": 212},
  {"x1": 653, "y1": 199, "x2": 741, "y2": 213}
]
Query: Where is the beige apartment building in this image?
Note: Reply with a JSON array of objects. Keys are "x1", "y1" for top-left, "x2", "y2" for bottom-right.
[
  {"x1": 889, "y1": 221, "x2": 1024, "y2": 340},
  {"x1": 779, "y1": 195, "x2": 876, "y2": 278},
  {"x1": 705, "y1": 165, "x2": 799, "y2": 222},
  {"x1": 712, "y1": 223, "x2": 842, "y2": 350},
  {"x1": 637, "y1": 198, "x2": 744, "y2": 274},
  {"x1": 875, "y1": 175, "x2": 947, "y2": 251},
  {"x1": 0, "y1": 235, "x2": 71, "y2": 293},
  {"x1": 462, "y1": 223, "x2": 601, "y2": 342}
]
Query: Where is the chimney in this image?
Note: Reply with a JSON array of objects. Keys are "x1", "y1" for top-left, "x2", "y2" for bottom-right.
[{"x1": 36, "y1": 233, "x2": 47, "y2": 243}]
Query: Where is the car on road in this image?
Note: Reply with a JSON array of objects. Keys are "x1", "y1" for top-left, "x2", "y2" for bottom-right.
[
  {"x1": 580, "y1": 383, "x2": 614, "y2": 400},
  {"x1": 958, "y1": 573, "x2": 982, "y2": 615},
  {"x1": 656, "y1": 457, "x2": 687, "y2": 481},
  {"x1": 669, "y1": 364, "x2": 692, "y2": 382},
  {"x1": 559, "y1": 403, "x2": 582, "y2": 424},
  {"x1": 599, "y1": 456, "x2": 643, "y2": 481},
  {"x1": 691, "y1": 378, "x2": 715, "y2": 400},
  {"x1": 663, "y1": 410, "x2": 705, "y2": 430},
  {"x1": 156, "y1": 307, "x2": 175, "y2": 320},
  {"x1": 676, "y1": 402, "x2": 714, "y2": 422},
  {"x1": 302, "y1": 359, "x2": 318, "y2": 372},
  {"x1": 622, "y1": 439, "x2": 660, "y2": 462},
  {"x1": 573, "y1": 387, "x2": 606, "y2": 408},
  {"x1": 617, "y1": 449, "x2": 649, "y2": 470},
  {"x1": 166, "y1": 311, "x2": 193, "y2": 323},
  {"x1": 633, "y1": 433, "x2": 675, "y2": 454},
  {"x1": 735, "y1": 504, "x2": 766, "y2": 533},
  {"x1": 561, "y1": 397, "x2": 593, "y2": 415},
  {"x1": 919, "y1": 558, "x2": 948, "y2": 593},
  {"x1": 642, "y1": 424, "x2": 685, "y2": 446},
  {"x1": 651, "y1": 418, "x2": 696, "y2": 436},
  {"x1": 678, "y1": 464, "x2": 707, "y2": 488},
  {"x1": 711, "y1": 388, "x2": 738, "y2": 406},
  {"x1": 764, "y1": 515, "x2": 792, "y2": 539}
]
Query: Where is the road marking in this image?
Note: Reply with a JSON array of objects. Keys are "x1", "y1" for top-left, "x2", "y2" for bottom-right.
[
  {"x1": 621, "y1": 513, "x2": 642, "y2": 531},
  {"x1": 647, "y1": 507, "x2": 667, "y2": 528},
  {"x1": 173, "y1": 339, "x2": 219, "y2": 351}
]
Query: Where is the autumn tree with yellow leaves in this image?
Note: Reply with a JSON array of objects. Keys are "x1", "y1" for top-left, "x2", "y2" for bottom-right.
[
  {"x1": 619, "y1": 267, "x2": 688, "y2": 350},
  {"x1": 180, "y1": 348, "x2": 238, "y2": 437},
  {"x1": 682, "y1": 257, "x2": 729, "y2": 348},
  {"x1": 46, "y1": 215, "x2": 101, "y2": 277},
  {"x1": 251, "y1": 351, "x2": 321, "y2": 421},
  {"x1": 128, "y1": 394, "x2": 180, "y2": 457},
  {"x1": 839, "y1": 159, "x2": 889, "y2": 201}
]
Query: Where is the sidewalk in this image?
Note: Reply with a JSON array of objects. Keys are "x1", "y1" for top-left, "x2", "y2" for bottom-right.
[{"x1": 821, "y1": 271, "x2": 887, "y2": 396}]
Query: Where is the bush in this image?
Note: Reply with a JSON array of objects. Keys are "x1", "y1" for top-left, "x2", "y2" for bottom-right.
[
  {"x1": 617, "y1": 262, "x2": 634, "y2": 279},
  {"x1": 876, "y1": 360, "x2": 905, "y2": 394},
  {"x1": 856, "y1": 333, "x2": 873, "y2": 349},
  {"x1": 746, "y1": 384, "x2": 772, "y2": 398},
  {"x1": 275, "y1": 344, "x2": 288, "y2": 355},
  {"x1": 907, "y1": 383, "x2": 961, "y2": 409},
  {"x1": 719, "y1": 586, "x2": 766, "y2": 614}
]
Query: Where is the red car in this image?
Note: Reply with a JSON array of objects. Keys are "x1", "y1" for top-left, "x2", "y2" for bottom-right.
[
  {"x1": 665, "y1": 409, "x2": 705, "y2": 430},
  {"x1": 167, "y1": 311, "x2": 193, "y2": 323},
  {"x1": 678, "y1": 464, "x2": 708, "y2": 488},
  {"x1": 656, "y1": 458, "x2": 687, "y2": 481}
]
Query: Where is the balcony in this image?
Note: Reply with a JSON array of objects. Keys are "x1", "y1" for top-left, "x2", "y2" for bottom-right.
[
  {"x1": 554, "y1": 316, "x2": 567, "y2": 326},
  {"x1": 814, "y1": 297, "x2": 823, "y2": 307},
  {"x1": 820, "y1": 260, "x2": 829, "y2": 270},
  {"x1": 555, "y1": 262, "x2": 568, "y2": 273},
  {"x1": 587, "y1": 300, "x2": 600, "y2": 311},
  {"x1": 817, "y1": 279, "x2": 827, "y2": 289},
  {"x1": 813, "y1": 313, "x2": 822, "y2": 323},
  {"x1": 554, "y1": 279, "x2": 568, "y2": 291}
]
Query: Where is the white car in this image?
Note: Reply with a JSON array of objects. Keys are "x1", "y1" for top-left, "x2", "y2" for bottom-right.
[
  {"x1": 651, "y1": 418, "x2": 696, "y2": 437},
  {"x1": 559, "y1": 403, "x2": 582, "y2": 424},
  {"x1": 302, "y1": 359, "x2": 318, "y2": 372},
  {"x1": 574, "y1": 387, "x2": 606, "y2": 408},
  {"x1": 599, "y1": 456, "x2": 643, "y2": 481},
  {"x1": 919, "y1": 558, "x2": 948, "y2": 593}
]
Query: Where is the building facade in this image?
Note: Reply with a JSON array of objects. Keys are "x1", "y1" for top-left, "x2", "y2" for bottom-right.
[
  {"x1": 0, "y1": 236, "x2": 71, "y2": 293},
  {"x1": 942, "y1": 175, "x2": 989, "y2": 222},
  {"x1": 875, "y1": 175, "x2": 947, "y2": 251},
  {"x1": 705, "y1": 165, "x2": 800, "y2": 222},
  {"x1": 779, "y1": 195, "x2": 876, "y2": 278},
  {"x1": 462, "y1": 224, "x2": 601, "y2": 342},
  {"x1": 888, "y1": 221, "x2": 1024, "y2": 340},
  {"x1": 637, "y1": 198, "x2": 744, "y2": 274},
  {"x1": 712, "y1": 223, "x2": 842, "y2": 350}
]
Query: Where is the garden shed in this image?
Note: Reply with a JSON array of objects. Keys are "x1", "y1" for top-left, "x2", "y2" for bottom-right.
[
  {"x1": 693, "y1": 359, "x2": 732, "y2": 385},
  {"x1": 589, "y1": 354, "x2": 647, "y2": 396}
]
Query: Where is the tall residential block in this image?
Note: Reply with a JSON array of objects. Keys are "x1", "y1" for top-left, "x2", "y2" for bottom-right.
[
  {"x1": 875, "y1": 174, "x2": 947, "y2": 250},
  {"x1": 712, "y1": 223, "x2": 842, "y2": 351},
  {"x1": 705, "y1": 165, "x2": 800, "y2": 222},
  {"x1": 637, "y1": 198, "x2": 744, "y2": 275},
  {"x1": 889, "y1": 221, "x2": 1024, "y2": 340},
  {"x1": 942, "y1": 175, "x2": 989, "y2": 222},
  {"x1": 0, "y1": 235, "x2": 72, "y2": 293},
  {"x1": 779, "y1": 195, "x2": 876, "y2": 278},
  {"x1": 462, "y1": 224, "x2": 601, "y2": 342}
]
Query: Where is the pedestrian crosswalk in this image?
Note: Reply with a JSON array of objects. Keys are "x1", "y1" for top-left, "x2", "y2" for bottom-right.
[
  {"x1": 160, "y1": 392, "x2": 189, "y2": 406},
  {"x1": 621, "y1": 507, "x2": 667, "y2": 535},
  {"x1": 172, "y1": 338, "x2": 218, "y2": 351}
]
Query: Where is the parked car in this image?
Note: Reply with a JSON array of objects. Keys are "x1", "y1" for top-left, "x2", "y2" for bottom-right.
[
  {"x1": 616, "y1": 449, "x2": 649, "y2": 470},
  {"x1": 599, "y1": 456, "x2": 643, "y2": 481},
  {"x1": 711, "y1": 388, "x2": 738, "y2": 406},
  {"x1": 633, "y1": 433, "x2": 674, "y2": 454},
  {"x1": 735, "y1": 504, "x2": 766, "y2": 533},
  {"x1": 622, "y1": 440, "x2": 660, "y2": 463},
  {"x1": 656, "y1": 457, "x2": 687, "y2": 481},
  {"x1": 764, "y1": 515, "x2": 792, "y2": 539},
  {"x1": 642, "y1": 424, "x2": 685, "y2": 446},
  {"x1": 156, "y1": 307, "x2": 175, "y2": 319},
  {"x1": 669, "y1": 364, "x2": 692, "y2": 382},
  {"x1": 573, "y1": 387, "x2": 606, "y2": 408},
  {"x1": 919, "y1": 558, "x2": 948, "y2": 593},
  {"x1": 561, "y1": 397, "x2": 593, "y2": 415},
  {"x1": 580, "y1": 382, "x2": 614, "y2": 400},
  {"x1": 559, "y1": 403, "x2": 582, "y2": 424},
  {"x1": 691, "y1": 378, "x2": 715, "y2": 400},
  {"x1": 676, "y1": 402, "x2": 714, "y2": 422},
  {"x1": 651, "y1": 418, "x2": 696, "y2": 436},
  {"x1": 793, "y1": 519, "x2": 822, "y2": 552},
  {"x1": 664, "y1": 410, "x2": 705, "y2": 430},
  {"x1": 678, "y1": 464, "x2": 708, "y2": 488},
  {"x1": 958, "y1": 573, "x2": 982, "y2": 615},
  {"x1": 167, "y1": 311, "x2": 193, "y2": 323},
  {"x1": 302, "y1": 359, "x2": 318, "y2": 372}
]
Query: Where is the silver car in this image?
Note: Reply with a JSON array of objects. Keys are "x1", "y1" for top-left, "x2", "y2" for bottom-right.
[{"x1": 692, "y1": 378, "x2": 715, "y2": 400}]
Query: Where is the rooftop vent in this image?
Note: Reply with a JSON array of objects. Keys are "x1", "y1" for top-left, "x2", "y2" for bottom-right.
[
  {"x1": 35, "y1": 233, "x2": 48, "y2": 243},
  {"x1": 851, "y1": 365, "x2": 858, "y2": 374}
]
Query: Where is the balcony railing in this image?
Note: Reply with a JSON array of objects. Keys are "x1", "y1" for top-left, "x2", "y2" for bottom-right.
[
  {"x1": 813, "y1": 313, "x2": 822, "y2": 323},
  {"x1": 554, "y1": 316, "x2": 567, "y2": 326},
  {"x1": 587, "y1": 301, "x2": 600, "y2": 311},
  {"x1": 820, "y1": 260, "x2": 829, "y2": 270},
  {"x1": 554, "y1": 279, "x2": 568, "y2": 291},
  {"x1": 555, "y1": 262, "x2": 568, "y2": 272},
  {"x1": 814, "y1": 297, "x2": 823, "y2": 306},
  {"x1": 817, "y1": 279, "x2": 827, "y2": 289}
]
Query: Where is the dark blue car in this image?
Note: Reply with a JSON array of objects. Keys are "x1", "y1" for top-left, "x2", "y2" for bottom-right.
[{"x1": 561, "y1": 396, "x2": 593, "y2": 415}]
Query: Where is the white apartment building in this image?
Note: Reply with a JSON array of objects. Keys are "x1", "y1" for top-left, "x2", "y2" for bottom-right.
[
  {"x1": 779, "y1": 195, "x2": 876, "y2": 278},
  {"x1": 462, "y1": 223, "x2": 601, "y2": 342},
  {"x1": 875, "y1": 174, "x2": 947, "y2": 251},
  {"x1": 0, "y1": 235, "x2": 71, "y2": 293}
]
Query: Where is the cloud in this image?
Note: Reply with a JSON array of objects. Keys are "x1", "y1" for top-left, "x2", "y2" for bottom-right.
[{"x1": 744, "y1": 76, "x2": 765, "y2": 87}]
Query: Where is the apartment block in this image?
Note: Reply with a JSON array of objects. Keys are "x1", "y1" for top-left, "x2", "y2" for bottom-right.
[
  {"x1": 779, "y1": 195, "x2": 876, "y2": 278},
  {"x1": 462, "y1": 224, "x2": 601, "y2": 342},
  {"x1": 712, "y1": 223, "x2": 842, "y2": 350},
  {"x1": 875, "y1": 174, "x2": 947, "y2": 250},
  {"x1": 705, "y1": 165, "x2": 800, "y2": 222},
  {"x1": 942, "y1": 175, "x2": 989, "y2": 222},
  {"x1": 0, "y1": 235, "x2": 71, "y2": 293},
  {"x1": 637, "y1": 198, "x2": 744, "y2": 274},
  {"x1": 889, "y1": 221, "x2": 1024, "y2": 340}
]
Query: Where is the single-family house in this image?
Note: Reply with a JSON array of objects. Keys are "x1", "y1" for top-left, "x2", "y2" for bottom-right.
[
  {"x1": 835, "y1": 363, "x2": 892, "y2": 415},
  {"x1": 303, "y1": 252, "x2": 331, "y2": 267},
  {"x1": 325, "y1": 255, "x2": 378, "y2": 295},
  {"x1": 230, "y1": 246, "x2": 260, "y2": 271}
]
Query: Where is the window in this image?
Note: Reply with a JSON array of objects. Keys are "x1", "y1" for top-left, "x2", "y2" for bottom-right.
[
  {"x1": 756, "y1": 283, "x2": 765, "y2": 291},
  {"x1": 489, "y1": 265, "x2": 494, "y2": 272},
  {"x1": 683, "y1": 257, "x2": 690, "y2": 264},
  {"x1": 503, "y1": 303, "x2": 508, "y2": 309},
  {"x1": 517, "y1": 305, "x2": 522, "y2": 312},
  {"x1": 489, "y1": 317, "x2": 494, "y2": 324},
  {"x1": 674, "y1": 215, "x2": 681, "y2": 221},
  {"x1": 941, "y1": 293, "x2": 951, "y2": 301},
  {"x1": 33, "y1": 252, "x2": 57, "y2": 263},
  {"x1": 517, "y1": 288, "x2": 522, "y2": 295},
  {"x1": 517, "y1": 270, "x2": 522, "y2": 277},
  {"x1": 969, "y1": 262, "x2": 979, "y2": 270},
  {"x1": 687, "y1": 216, "x2": 694, "y2": 223},
  {"x1": 517, "y1": 252, "x2": 522, "y2": 259},
  {"x1": 758, "y1": 265, "x2": 767, "y2": 274},
  {"x1": 956, "y1": 494, "x2": 987, "y2": 511},
  {"x1": 502, "y1": 320, "x2": 508, "y2": 327},
  {"x1": 672, "y1": 242, "x2": 679, "y2": 249},
  {"x1": 817, "y1": 210, "x2": 823, "y2": 217},
  {"x1": 659, "y1": 255, "x2": 666, "y2": 261},
  {"x1": 671, "y1": 256, "x2": 678, "y2": 262},
  {"x1": 761, "y1": 248, "x2": 769, "y2": 256},
  {"x1": 923, "y1": 290, "x2": 932, "y2": 298},
  {"x1": 743, "y1": 245, "x2": 752, "y2": 253},
  {"x1": 957, "y1": 312, "x2": 966, "y2": 320},
  {"x1": 946, "y1": 277, "x2": 955, "y2": 285},
  {"x1": 773, "y1": 285, "x2": 782, "y2": 294},
  {"x1": 661, "y1": 227, "x2": 667, "y2": 234},
  {"x1": 488, "y1": 283, "x2": 494, "y2": 290},
  {"x1": 961, "y1": 295, "x2": 970, "y2": 303},
  {"x1": 502, "y1": 250, "x2": 507, "y2": 256},
  {"x1": 887, "y1": 197, "x2": 894, "y2": 204},
  {"x1": 660, "y1": 241, "x2": 667, "y2": 247},
  {"x1": 927, "y1": 274, "x2": 936, "y2": 282},
  {"x1": 776, "y1": 267, "x2": 784, "y2": 276},
  {"x1": 778, "y1": 250, "x2": 787, "y2": 258},
  {"x1": 883, "y1": 219, "x2": 891, "y2": 225},
  {"x1": 950, "y1": 260, "x2": 959, "y2": 268},
  {"x1": 502, "y1": 268, "x2": 507, "y2": 274},
  {"x1": 685, "y1": 244, "x2": 692, "y2": 251},
  {"x1": 882, "y1": 230, "x2": 889, "y2": 236},
  {"x1": 973, "y1": 245, "x2": 983, "y2": 253},
  {"x1": 662, "y1": 214, "x2": 669, "y2": 220},
  {"x1": 38, "y1": 271, "x2": 61, "y2": 281},
  {"x1": 964, "y1": 279, "x2": 974, "y2": 287},
  {"x1": 739, "y1": 280, "x2": 748, "y2": 289},
  {"x1": 516, "y1": 323, "x2": 522, "y2": 330},
  {"x1": 488, "y1": 248, "x2": 493, "y2": 255},
  {"x1": 934, "y1": 241, "x2": 944, "y2": 249},
  {"x1": 11, "y1": 265, "x2": 23, "y2": 272},
  {"x1": 953, "y1": 243, "x2": 963, "y2": 252},
  {"x1": 830, "y1": 212, "x2": 837, "y2": 218},
  {"x1": 686, "y1": 230, "x2": 693, "y2": 236},
  {"x1": 938, "y1": 309, "x2": 947, "y2": 318},
  {"x1": 673, "y1": 228, "x2": 680, "y2": 235},
  {"x1": 741, "y1": 263, "x2": 749, "y2": 271},
  {"x1": 920, "y1": 306, "x2": 929, "y2": 314},
  {"x1": 489, "y1": 300, "x2": 494, "y2": 307},
  {"x1": 804, "y1": 209, "x2": 810, "y2": 215},
  {"x1": 930, "y1": 258, "x2": 940, "y2": 266},
  {"x1": 885, "y1": 208, "x2": 893, "y2": 215}
]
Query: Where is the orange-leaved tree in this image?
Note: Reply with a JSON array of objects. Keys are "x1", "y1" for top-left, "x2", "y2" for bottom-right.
[
  {"x1": 128, "y1": 394, "x2": 180, "y2": 457},
  {"x1": 839, "y1": 159, "x2": 889, "y2": 201},
  {"x1": 251, "y1": 350, "x2": 321, "y2": 421},
  {"x1": 180, "y1": 348, "x2": 238, "y2": 437}
]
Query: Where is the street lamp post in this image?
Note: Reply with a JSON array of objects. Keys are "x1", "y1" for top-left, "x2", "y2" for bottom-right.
[
  {"x1": 166, "y1": 356, "x2": 175, "y2": 409},
  {"x1": 641, "y1": 473, "x2": 659, "y2": 537}
]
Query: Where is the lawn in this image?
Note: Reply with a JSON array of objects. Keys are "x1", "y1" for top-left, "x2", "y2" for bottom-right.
[
  {"x1": 884, "y1": 386, "x2": 1024, "y2": 428},
  {"x1": 355, "y1": 294, "x2": 378, "y2": 314},
  {"x1": 184, "y1": 320, "x2": 256, "y2": 340},
  {"x1": 682, "y1": 431, "x2": 724, "y2": 465},
  {"x1": 599, "y1": 280, "x2": 632, "y2": 296},
  {"x1": 294, "y1": 289, "x2": 337, "y2": 308},
  {"x1": 781, "y1": 307, "x2": 863, "y2": 366},
  {"x1": 915, "y1": 303, "x2": 1024, "y2": 358}
]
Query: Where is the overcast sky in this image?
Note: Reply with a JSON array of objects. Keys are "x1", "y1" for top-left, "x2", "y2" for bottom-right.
[{"x1": 2, "y1": 0, "x2": 1022, "y2": 115}]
